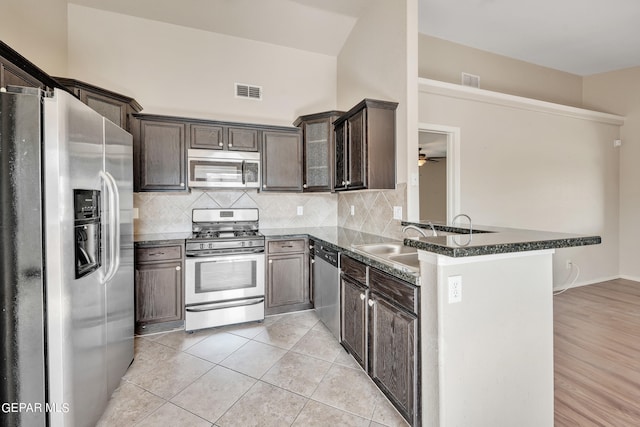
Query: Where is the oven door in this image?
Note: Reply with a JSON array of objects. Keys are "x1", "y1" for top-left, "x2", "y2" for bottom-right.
[{"x1": 185, "y1": 252, "x2": 265, "y2": 305}]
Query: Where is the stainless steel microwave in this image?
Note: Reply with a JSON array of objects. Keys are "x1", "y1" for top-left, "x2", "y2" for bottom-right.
[{"x1": 188, "y1": 149, "x2": 260, "y2": 189}]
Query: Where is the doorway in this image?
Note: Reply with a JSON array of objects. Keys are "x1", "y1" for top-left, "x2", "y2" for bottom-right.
[{"x1": 417, "y1": 124, "x2": 460, "y2": 223}]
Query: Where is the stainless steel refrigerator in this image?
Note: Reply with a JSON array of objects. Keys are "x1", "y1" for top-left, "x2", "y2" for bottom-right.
[{"x1": 0, "y1": 86, "x2": 134, "y2": 426}]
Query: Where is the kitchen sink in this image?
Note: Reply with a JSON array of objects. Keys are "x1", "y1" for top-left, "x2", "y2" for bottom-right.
[
  {"x1": 388, "y1": 253, "x2": 420, "y2": 270},
  {"x1": 351, "y1": 242, "x2": 417, "y2": 256},
  {"x1": 351, "y1": 242, "x2": 419, "y2": 273}
]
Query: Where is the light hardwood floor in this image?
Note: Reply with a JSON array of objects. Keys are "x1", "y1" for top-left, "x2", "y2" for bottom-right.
[{"x1": 554, "y1": 278, "x2": 640, "y2": 425}]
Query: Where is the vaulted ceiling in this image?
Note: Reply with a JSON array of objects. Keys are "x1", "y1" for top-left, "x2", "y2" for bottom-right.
[{"x1": 68, "y1": 0, "x2": 640, "y2": 76}]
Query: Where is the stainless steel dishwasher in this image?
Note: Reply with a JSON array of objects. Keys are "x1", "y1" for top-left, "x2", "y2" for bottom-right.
[{"x1": 313, "y1": 243, "x2": 340, "y2": 339}]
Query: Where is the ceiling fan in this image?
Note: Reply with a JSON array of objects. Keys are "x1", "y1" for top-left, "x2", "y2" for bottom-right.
[{"x1": 418, "y1": 148, "x2": 444, "y2": 166}]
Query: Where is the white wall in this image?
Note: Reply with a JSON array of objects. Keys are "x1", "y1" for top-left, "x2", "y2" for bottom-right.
[
  {"x1": 418, "y1": 82, "x2": 621, "y2": 287},
  {"x1": 0, "y1": 0, "x2": 68, "y2": 75},
  {"x1": 583, "y1": 67, "x2": 640, "y2": 282},
  {"x1": 419, "y1": 159, "x2": 447, "y2": 221},
  {"x1": 67, "y1": 4, "x2": 337, "y2": 126},
  {"x1": 418, "y1": 34, "x2": 584, "y2": 108},
  {"x1": 336, "y1": 0, "x2": 417, "y2": 187}
]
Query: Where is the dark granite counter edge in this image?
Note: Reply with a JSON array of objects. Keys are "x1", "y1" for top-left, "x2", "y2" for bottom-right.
[
  {"x1": 307, "y1": 237, "x2": 420, "y2": 285},
  {"x1": 404, "y1": 236, "x2": 602, "y2": 257},
  {"x1": 264, "y1": 231, "x2": 420, "y2": 285}
]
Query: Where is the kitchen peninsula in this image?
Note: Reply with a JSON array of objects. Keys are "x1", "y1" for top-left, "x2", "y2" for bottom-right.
[
  {"x1": 402, "y1": 221, "x2": 600, "y2": 427},
  {"x1": 135, "y1": 221, "x2": 600, "y2": 427}
]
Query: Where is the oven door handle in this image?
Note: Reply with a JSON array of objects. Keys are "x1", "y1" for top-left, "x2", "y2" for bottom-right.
[
  {"x1": 186, "y1": 248, "x2": 265, "y2": 257},
  {"x1": 186, "y1": 297, "x2": 265, "y2": 312}
]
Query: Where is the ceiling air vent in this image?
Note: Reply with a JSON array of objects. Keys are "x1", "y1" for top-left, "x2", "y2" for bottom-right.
[
  {"x1": 235, "y1": 83, "x2": 262, "y2": 100},
  {"x1": 461, "y1": 72, "x2": 480, "y2": 88}
]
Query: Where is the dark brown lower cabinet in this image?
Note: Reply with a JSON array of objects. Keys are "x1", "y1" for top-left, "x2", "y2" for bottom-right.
[
  {"x1": 340, "y1": 254, "x2": 421, "y2": 426},
  {"x1": 134, "y1": 243, "x2": 184, "y2": 334},
  {"x1": 368, "y1": 292, "x2": 419, "y2": 425},
  {"x1": 341, "y1": 275, "x2": 368, "y2": 368},
  {"x1": 265, "y1": 238, "x2": 311, "y2": 315}
]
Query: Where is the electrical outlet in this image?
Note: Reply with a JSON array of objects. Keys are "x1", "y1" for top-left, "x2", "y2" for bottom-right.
[
  {"x1": 350, "y1": 205, "x2": 355, "y2": 216},
  {"x1": 566, "y1": 259, "x2": 573, "y2": 270},
  {"x1": 297, "y1": 206, "x2": 303, "y2": 216},
  {"x1": 393, "y1": 206, "x2": 402, "y2": 220},
  {"x1": 448, "y1": 275, "x2": 462, "y2": 303}
]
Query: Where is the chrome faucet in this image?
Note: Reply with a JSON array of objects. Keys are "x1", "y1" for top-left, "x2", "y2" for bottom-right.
[
  {"x1": 402, "y1": 223, "x2": 437, "y2": 237},
  {"x1": 452, "y1": 213, "x2": 472, "y2": 234}
]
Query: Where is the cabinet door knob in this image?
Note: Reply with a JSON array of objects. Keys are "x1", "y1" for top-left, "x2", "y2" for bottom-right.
[
  {"x1": 341, "y1": 181, "x2": 346, "y2": 186},
  {"x1": 368, "y1": 299, "x2": 375, "y2": 307},
  {"x1": 180, "y1": 183, "x2": 185, "y2": 187},
  {"x1": 311, "y1": 259, "x2": 315, "y2": 264},
  {"x1": 360, "y1": 293, "x2": 366, "y2": 300},
  {"x1": 346, "y1": 180, "x2": 351, "y2": 186},
  {"x1": 175, "y1": 266, "x2": 181, "y2": 271},
  {"x1": 303, "y1": 184, "x2": 308, "y2": 189},
  {"x1": 218, "y1": 142, "x2": 224, "y2": 147},
  {"x1": 269, "y1": 259, "x2": 273, "y2": 264},
  {"x1": 229, "y1": 143, "x2": 233, "y2": 148},
  {"x1": 263, "y1": 185, "x2": 267, "y2": 189}
]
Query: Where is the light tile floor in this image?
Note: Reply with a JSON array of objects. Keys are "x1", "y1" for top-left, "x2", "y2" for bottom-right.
[{"x1": 97, "y1": 310, "x2": 410, "y2": 427}]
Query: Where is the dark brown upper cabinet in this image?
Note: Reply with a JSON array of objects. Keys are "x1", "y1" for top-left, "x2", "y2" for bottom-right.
[
  {"x1": 261, "y1": 129, "x2": 303, "y2": 192},
  {"x1": 54, "y1": 77, "x2": 142, "y2": 131},
  {"x1": 1, "y1": 41, "x2": 60, "y2": 92},
  {"x1": 190, "y1": 123, "x2": 259, "y2": 152},
  {"x1": 132, "y1": 114, "x2": 187, "y2": 193},
  {"x1": 333, "y1": 99, "x2": 398, "y2": 192},
  {"x1": 294, "y1": 110, "x2": 344, "y2": 192}
]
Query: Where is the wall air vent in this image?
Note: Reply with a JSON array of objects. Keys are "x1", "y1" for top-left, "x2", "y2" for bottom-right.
[
  {"x1": 461, "y1": 72, "x2": 480, "y2": 88},
  {"x1": 235, "y1": 83, "x2": 262, "y2": 100}
]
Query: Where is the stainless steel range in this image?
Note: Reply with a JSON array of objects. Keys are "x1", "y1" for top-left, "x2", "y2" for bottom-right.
[{"x1": 185, "y1": 208, "x2": 265, "y2": 331}]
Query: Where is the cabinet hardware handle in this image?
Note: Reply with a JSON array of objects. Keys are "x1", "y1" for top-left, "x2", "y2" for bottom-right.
[
  {"x1": 303, "y1": 184, "x2": 308, "y2": 188},
  {"x1": 281, "y1": 245, "x2": 294, "y2": 248},
  {"x1": 311, "y1": 259, "x2": 315, "y2": 264},
  {"x1": 263, "y1": 185, "x2": 267, "y2": 189},
  {"x1": 309, "y1": 245, "x2": 314, "y2": 249},
  {"x1": 218, "y1": 142, "x2": 224, "y2": 147},
  {"x1": 175, "y1": 266, "x2": 181, "y2": 271},
  {"x1": 360, "y1": 293, "x2": 366, "y2": 300},
  {"x1": 269, "y1": 259, "x2": 273, "y2": 264},
  {"x1": 149, "y1": 252, "x2": 165, "y2": 256},
  {"x1": 180, "y1": 183, "x2": 185, "y2": 187},
  {"x1": 368, "y1": 299, "x2": 375, "y2": 307},
  {"x1": 229, "y1": 143, "x2": 233, "y2": 147},
  {"x1": 346, "y1": 180, "x2": 351, "y2": 186},
  {"x1": 341, "y1": 181, "x2": 346, "y2": 186}
]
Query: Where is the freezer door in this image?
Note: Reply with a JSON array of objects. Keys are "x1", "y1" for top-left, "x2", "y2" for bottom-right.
[
  {"x1": 44, "y1": 89, "x2": 108, "y2": 427},
  {"x1": 103, "y1": 119, "x2": 134, "y2": 396},
  {"x1": 0, "y1": 90, "x2": 47, "y2": 427}
]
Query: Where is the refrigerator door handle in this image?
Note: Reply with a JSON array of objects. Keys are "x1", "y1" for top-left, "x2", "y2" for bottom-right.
[{"x1": 100, "y1": 171, "x2": 120, "y2": 283}]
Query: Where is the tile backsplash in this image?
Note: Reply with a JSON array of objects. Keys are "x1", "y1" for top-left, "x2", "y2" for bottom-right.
[
  {"x1": 337, "y1": 183, "x2": 407, "y2": 240},
  {"x1": 133, "y1": 190, "x2": 338, "y2": 234},
  {"x1": 134, "y1": 183, "x2": 406, "y2": 239}
]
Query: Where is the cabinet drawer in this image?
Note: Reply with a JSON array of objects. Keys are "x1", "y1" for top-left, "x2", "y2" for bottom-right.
[
  {"x1": 341, "y1": 254, "x2": 367, "y2": 284},
  {"x1": 136, "y1": 245, "x2": 183, "y2": 262},
  {"x1": 268, "y1": 239, "x2": 306, "y2": 254},
  {"x1": 369, "y1": 268, "x2": 418, "y2": 314}
]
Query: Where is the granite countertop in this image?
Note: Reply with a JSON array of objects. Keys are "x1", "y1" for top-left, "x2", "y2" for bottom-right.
[
  {"x1": 401, "y1": 221, "x2": 601, "y2": 258},
  {"x1": 262, "y1": 227, "x2": 421, "y2": 284}
]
